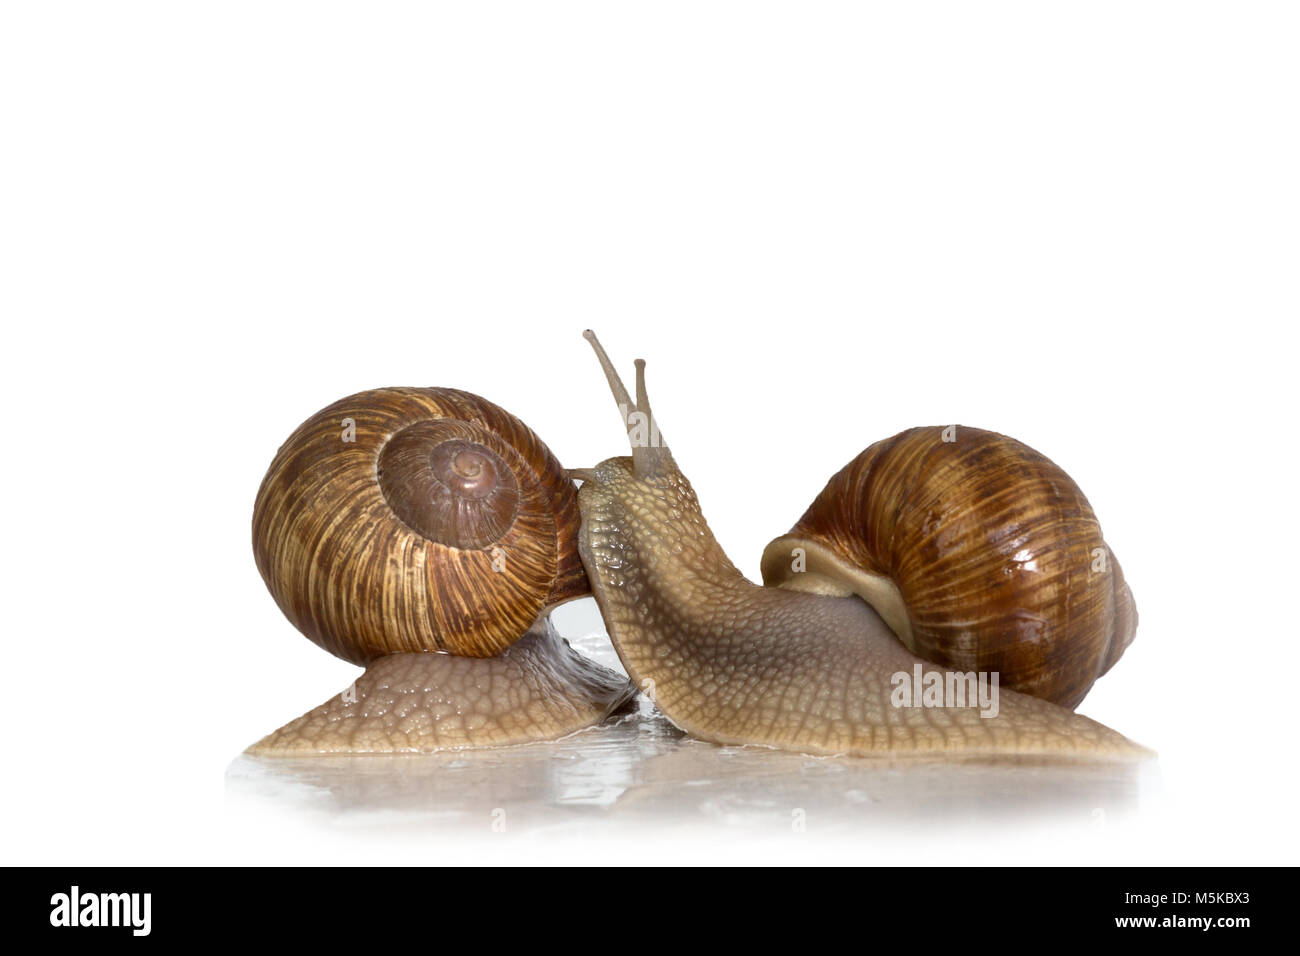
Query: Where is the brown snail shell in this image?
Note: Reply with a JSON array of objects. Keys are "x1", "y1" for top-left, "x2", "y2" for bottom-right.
[
  {"x1": 761, "y1": 426, "x2": 1137, "y2": 709},
  {"x1": 251, "y1": 387, "x2": 587, "y2": 664}
]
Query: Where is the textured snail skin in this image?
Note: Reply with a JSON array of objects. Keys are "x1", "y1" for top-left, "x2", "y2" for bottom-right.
[
  {"x1": 761, "y1": 427, "x2": 1137, "y2": 709},
  {"x1": 247, "y1": 616, "x2": 635, "y2": 755},
  {"x1": 576, "y1": 334, "x2": 1146, "y2": 758}
]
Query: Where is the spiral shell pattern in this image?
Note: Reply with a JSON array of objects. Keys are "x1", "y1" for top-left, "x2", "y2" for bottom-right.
[
  {"x1": 252, "y1": 388, "x2": 587, "y2": 663},
  {"x1": 761, "y1": 426, "x2": 1137, "y2": 709}
]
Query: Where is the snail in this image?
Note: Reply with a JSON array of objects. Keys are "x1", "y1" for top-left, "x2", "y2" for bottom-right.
[
  {"x1": 246, "y1": 387, "x2": 635, "y2": 754},
  {"x1": 574, "y1": 331, "x2": 1146, "y2": 757},
  {"x1": 246, "y1": 338, "x2": 1144, "y2": 760}
]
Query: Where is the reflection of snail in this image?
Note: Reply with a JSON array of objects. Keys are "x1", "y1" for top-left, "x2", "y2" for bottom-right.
[
  {"x1": 247, "y1": 388, "x2": 634, "y2": 754},
  {"x1": 575, "y1": 332, "x2": 1143, "y2": 756}
]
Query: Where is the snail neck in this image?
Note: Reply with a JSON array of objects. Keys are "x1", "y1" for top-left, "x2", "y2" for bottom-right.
[{"x1": 577, "y1": 457, "x2": 752, "y2": 615}]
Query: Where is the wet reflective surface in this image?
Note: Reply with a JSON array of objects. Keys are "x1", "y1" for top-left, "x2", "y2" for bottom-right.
[
  {"x1": 228, "y1": 702, "x2": 1156, "y2": 838},
  {"x1": 226, "y1": 601, "x2": 1159, "y2": 843}
]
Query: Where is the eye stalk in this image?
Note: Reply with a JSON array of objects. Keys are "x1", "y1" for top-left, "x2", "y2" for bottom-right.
[{"x1": 583, "y1": 329, "x2": 674, "y2": 479}]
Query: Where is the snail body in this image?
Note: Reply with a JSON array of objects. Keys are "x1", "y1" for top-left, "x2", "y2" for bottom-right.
[
  {"x1": 247, "y1": 387, "x2": 634, "y2": 754},
  {"x1": 576, "y1": 333, "x2": 1144, "y2": 757}
]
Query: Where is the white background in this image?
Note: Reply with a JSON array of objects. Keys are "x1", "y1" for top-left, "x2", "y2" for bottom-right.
[{"x1": 1, "y1": 2, "x2": 1295, "y2": 865}]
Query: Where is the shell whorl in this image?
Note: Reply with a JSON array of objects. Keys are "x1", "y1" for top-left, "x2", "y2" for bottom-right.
[
  {"x1": 377, "y1": 421, "x2": 521, "y2": 550},
  {"x1": 252, "y1": 387, "x2": 587, "y2": 663},
  {"x1": 760, "y1": 426, "x2": 1137, "y2": 709}
]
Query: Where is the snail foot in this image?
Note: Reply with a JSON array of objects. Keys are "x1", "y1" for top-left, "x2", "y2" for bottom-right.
[{"x1": 246, "y1": 615, "x2": 635, "y2": 755}]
